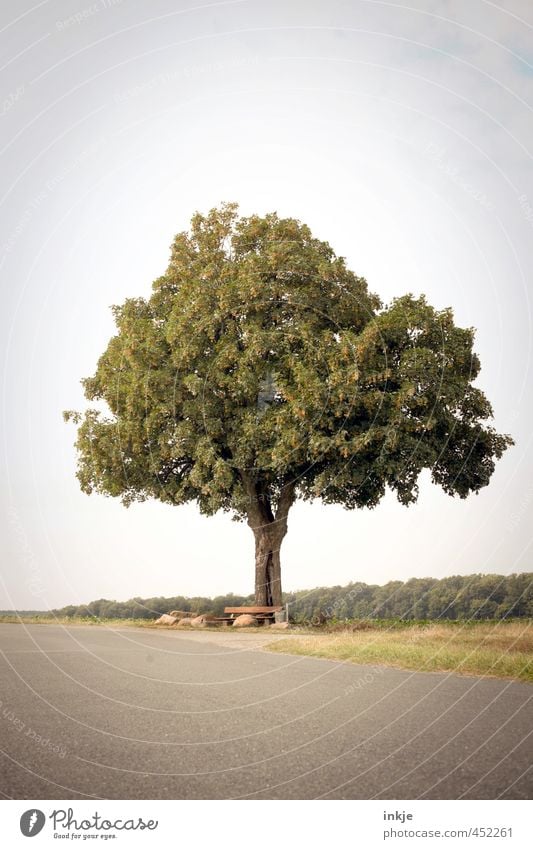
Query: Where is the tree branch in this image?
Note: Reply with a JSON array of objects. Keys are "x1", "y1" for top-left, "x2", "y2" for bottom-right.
[{"x1": 275, "y1": 480, "x2": 296, "y2": 523}]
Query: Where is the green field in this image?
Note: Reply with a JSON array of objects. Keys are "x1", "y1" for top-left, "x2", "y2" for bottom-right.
[{"x1": 267, "y1": 620, "x2": 533, "y2": 682}]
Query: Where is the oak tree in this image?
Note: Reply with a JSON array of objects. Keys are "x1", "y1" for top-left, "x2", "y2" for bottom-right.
[{"x1": 65, "y1": 204, "x2": 513, "y2": 606}]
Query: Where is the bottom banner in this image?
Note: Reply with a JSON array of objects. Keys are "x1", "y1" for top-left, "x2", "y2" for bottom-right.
[{"x1": 0, "y1": 799, "x2": 530, "y2": 848}]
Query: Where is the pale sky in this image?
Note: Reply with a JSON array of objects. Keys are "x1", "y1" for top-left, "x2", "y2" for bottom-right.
[{"x1": 1, "y1": 0, "x2": 532, "y2": 610}]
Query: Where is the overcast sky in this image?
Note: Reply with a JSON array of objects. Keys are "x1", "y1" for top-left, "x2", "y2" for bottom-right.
[{"x1": 1, "y1": 0, "x2": 532, "y2": 610}]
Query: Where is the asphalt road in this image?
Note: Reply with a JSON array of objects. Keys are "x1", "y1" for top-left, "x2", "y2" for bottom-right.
[{"x1": 0, "y1": 624, "x2": 531, "y2": 799}]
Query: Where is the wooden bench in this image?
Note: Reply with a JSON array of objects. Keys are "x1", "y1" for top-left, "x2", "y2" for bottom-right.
[{"x1": 221, "y1": 605, "x2": 284, "y2": 626}]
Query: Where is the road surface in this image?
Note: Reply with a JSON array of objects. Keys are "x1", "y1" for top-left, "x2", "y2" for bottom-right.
[{"x1": 0, "y1": 624, "x2": 531, "y2": 799}]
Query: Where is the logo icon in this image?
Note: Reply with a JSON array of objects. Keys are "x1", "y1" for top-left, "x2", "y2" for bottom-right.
[{"x1": 20, "y1": 810, "x2": 45, "y2": 837}]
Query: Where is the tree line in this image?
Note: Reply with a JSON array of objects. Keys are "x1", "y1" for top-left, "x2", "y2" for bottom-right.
[
  {"x1": 284, "y1": 572, "x2": 532, "y2": 622},
  {"x1": 19, "y1": 572, "x2": 531, "y2": 622}
]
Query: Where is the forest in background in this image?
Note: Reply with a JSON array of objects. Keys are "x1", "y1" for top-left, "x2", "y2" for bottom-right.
[{"x1": 3, "y1": 572, "x2": 531, "y2": 622}]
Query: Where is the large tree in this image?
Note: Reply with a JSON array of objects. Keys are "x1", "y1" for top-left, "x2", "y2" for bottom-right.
[{"x1": 65, "y1": 204, "x2": 513, "y2": 606}]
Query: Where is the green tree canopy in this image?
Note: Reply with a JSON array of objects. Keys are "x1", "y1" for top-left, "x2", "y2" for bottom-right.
[{"x1": 65, "y1": 203, "x2": 513, "y2": 604}]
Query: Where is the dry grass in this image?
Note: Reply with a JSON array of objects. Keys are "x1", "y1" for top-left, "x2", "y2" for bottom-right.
[{"x1": 267, "y1": 621, "x2": 533, "y2": 682}]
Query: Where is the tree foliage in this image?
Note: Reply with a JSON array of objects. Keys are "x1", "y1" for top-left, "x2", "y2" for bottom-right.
[{"x1": 64, "y1": 204, "x2": 513, "y2": 601}]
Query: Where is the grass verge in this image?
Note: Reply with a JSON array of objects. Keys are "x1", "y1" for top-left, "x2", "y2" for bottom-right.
[{"x1": 266, "y1": 621, "x2": 533, "y2": 682}]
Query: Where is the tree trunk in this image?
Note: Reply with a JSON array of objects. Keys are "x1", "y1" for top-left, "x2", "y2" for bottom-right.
[
  {"x1": 241, "y1": 474, "x2": 295, "y2": 607},
  {"x1": 254, "y1": 523, "x2": 285, "y2": 607}
]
